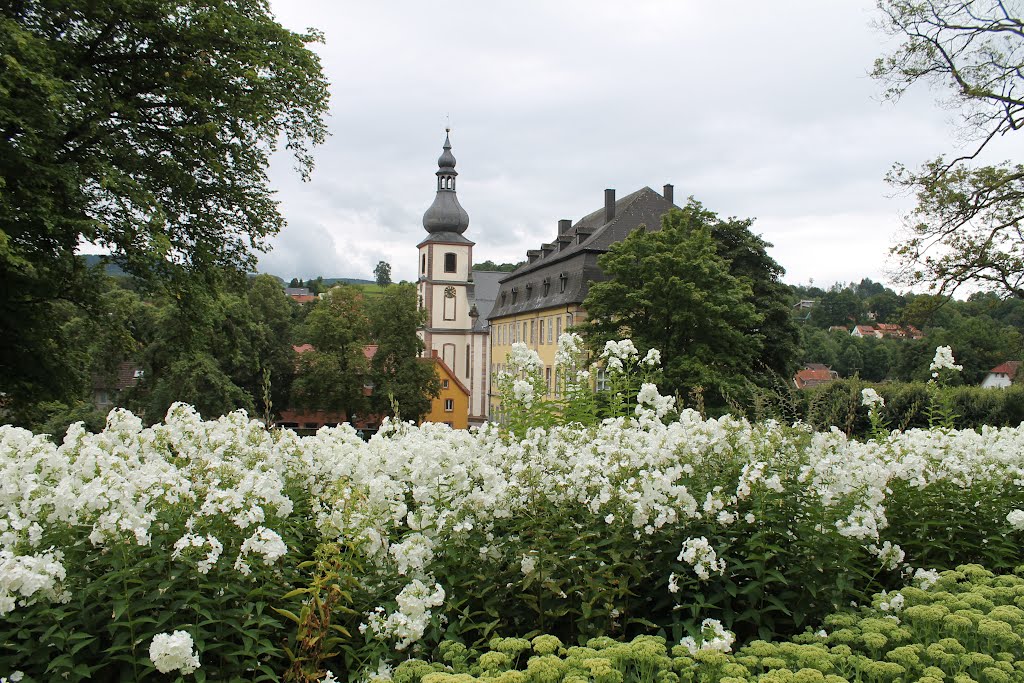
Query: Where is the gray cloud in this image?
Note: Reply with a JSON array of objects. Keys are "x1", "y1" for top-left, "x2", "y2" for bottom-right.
[{"x1": 257, "y1": 0, "x2": 1024, "y2": 289}]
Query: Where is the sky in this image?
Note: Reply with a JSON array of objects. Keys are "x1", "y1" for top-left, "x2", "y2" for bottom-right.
[{"x1": 258, "y1": 0, "x2": 1015, "y2": 290}]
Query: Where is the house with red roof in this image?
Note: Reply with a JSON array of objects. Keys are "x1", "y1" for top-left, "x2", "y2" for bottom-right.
[
  {"x1": 794, "y1": 363, "x2": 840, "y2": 389},
  {"x1": 981, "y1": 361, "x2": 1022, "y2": 389}
]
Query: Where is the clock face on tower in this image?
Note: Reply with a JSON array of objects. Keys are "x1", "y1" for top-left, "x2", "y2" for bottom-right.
[{"x1": 444, "y1": 286, "x2": 456, "y2": 299}]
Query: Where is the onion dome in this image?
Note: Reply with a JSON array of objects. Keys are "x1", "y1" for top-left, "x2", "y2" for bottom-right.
[{"x1": 422, "y1": 129, "x2": 470, "y2": 234}]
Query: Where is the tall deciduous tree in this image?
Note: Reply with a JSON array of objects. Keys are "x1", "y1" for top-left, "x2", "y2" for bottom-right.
[
  {"x1": 874, "y1": 0, "x2": 1024, "y2": 297},
  {"x1": 0, "y1": 0, "x2": 328, "y2": 416},
  {"x1": 374, "y1": 261, "x2": 392, "y2": 288},
  {"x1": 291, "y1": 285, "x2": 370, "y2": 422},
  {"x1": 708, "y1": 214, "x2": 799, "y2": 378},
  {"x1": 582, "y1": 203, "x2": 762, "y2": 406},
  {"x1": 367, "y1": 283, "x2": 440, "y2": 422}
]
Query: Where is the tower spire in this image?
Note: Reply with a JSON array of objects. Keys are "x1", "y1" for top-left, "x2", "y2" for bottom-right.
[{"x1": 422, "y1": 129, "x2": 469, "y2": 234}]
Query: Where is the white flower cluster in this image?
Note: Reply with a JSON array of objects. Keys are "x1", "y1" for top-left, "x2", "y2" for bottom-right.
[
  {"x1": 1007, "y1": 509, "x2": 1024, "y2": 530},
  {"x1": 868, "y1": 540, "x2": 906, "y2": 571},
  {"x1": 506, "y1": 342, "x2": 544, "y2": 375},
  {"x1": 0, "y1": 404, "x2": 301, "y2": 613},
  {"x1": 877, "y1": 590, "x2": 905, "y2": 613},
  {"x1": 172, "y1": 534, "x2": 223, "y2": 575},
  {"x1": 234, "y1": 526, "x2": 287, "y2": 576},
  {"x1": 636, "y1": 383, "x2": 675, "y2": 421},
  {"x1": 520, "y1": 553, "x2": 537, "y2": 576},
  {"x1": 0, "y1": 549, "x2": 69, "y2": 616},
  {"x1": 512, "y1": 379, "x2": 535, "y2": 407},
  {"x1": 677, "y1": 536, "x2": 726, "y2": 580},
  {"x1": 389, "y1": 533, "x2": 435, "y2": 576},
  {"x1": 861, "y1": 388, "x2": 884, "y2": 408},
  {"x1": 149, "y1": 630, "x2": 200, "y2": 674},
  {"x1": 600, "y1": 339, "x2": 639, "y2": 373},
  {"x1": 361, "y1": 578, "x2": 446, "y2": 650},
  {"x1": 912, "y1": 568, "x2": 941, "y2": 589},
  {"x1": 929, "y1": 345, "x2": 963, "y2": 375},
  {"x1": 678, "y1": 618, "x2": 735, "y2": 654}
]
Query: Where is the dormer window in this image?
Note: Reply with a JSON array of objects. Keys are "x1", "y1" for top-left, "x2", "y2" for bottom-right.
[
  {"x1": 511, "y1": 287, "x2": 518, "y2": 304},
  {"x1": 500, "y1": 292, "x2": 507, "y2": 306},
  {"x1": 525, "y1": 283, "x2": 533, "y2": 299},
  {"x1": 559, "y1": 272, "x2": 568, "y2": 293},
  {"x1": 542, "y1": 277, "x2": 551, "y2": 296}
]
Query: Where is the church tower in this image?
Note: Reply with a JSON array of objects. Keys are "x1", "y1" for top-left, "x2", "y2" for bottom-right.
[{"x1": 417, "y1": 130, "x2": 477, "y2": 396}]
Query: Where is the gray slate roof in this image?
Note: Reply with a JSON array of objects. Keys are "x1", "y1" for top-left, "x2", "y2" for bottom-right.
[
  {"x1": 487, "y1": 186, "x2": 678, "y2": 320},
  {"x1": 469, "y1": 270, "x2": 503, "y2": 331}
]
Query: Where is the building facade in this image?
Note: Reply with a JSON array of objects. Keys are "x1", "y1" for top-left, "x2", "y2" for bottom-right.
[
  {"x1": 416, "y1": 131, "x2": 498, "y2": 427},
  {"x1": 486, "y1": 185, "x2": 680, "y2": 417}
]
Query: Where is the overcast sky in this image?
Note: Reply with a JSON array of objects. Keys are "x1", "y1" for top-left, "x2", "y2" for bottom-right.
[{"x1": 258, "y1": 0, "x2": 1014, "y2": 290}]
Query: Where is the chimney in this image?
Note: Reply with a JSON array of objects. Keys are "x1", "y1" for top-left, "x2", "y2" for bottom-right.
[
  {"x1": 663, "y1": 183, "x2": 674, "y2": 204},
  {"x1": 558, "y1": 219, "x2": 572, "y2": 235},
  {"x1": 604, "y1": 189, "x2": 616, "y2": 223}
]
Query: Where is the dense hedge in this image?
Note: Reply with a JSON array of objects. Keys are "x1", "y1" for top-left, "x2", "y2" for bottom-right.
[{"x1": 748, "y1": 380, "x2": 1024, "y2": 438}]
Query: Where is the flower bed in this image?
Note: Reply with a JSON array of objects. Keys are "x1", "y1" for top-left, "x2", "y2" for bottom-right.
[{"x1": 1, "y1": 398, "x2": 1023, "y2": 681}]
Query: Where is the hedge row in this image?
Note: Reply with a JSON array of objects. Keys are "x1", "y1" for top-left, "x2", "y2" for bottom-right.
[{"x1": 746, "y1": 380, "x2": 1024, "y2": 437}]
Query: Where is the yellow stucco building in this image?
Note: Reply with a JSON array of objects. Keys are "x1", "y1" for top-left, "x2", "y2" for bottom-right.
[{"x1": 422, "y1": 354, "x2": 470, "y2": 429}]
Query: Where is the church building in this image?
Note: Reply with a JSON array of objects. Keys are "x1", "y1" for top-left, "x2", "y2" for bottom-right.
[{"x1": 416, "y1": 131, "x2": 501, "y2": 427}]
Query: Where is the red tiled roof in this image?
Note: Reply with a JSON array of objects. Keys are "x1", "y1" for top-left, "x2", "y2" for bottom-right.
[
  {"x1": 794, "y1": 367, "x2": 838, "y2": 389},
  {"x1": 989, "y1": 361, "x2": 1022, "y2": 378}
]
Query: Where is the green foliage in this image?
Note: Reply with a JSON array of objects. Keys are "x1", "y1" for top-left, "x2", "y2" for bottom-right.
[
  {"x1": 375, "y1": 261, "x2": 393, "y2": 288},
  {"x1": 141, "y1": 272, "x2": 298, "y2": 423},
  {"x1": 368, "y1": 283, "x2": 441, "y2": 423},
  {"x1": 473, "y1": 260, "x2": 522, "y2": 272},
  {"x1": 759, "y1": 379, "x2": 1024, "y2": 438},
  {"x1": 874, "y1": 1, "x2": 1024, "y2": 297},
  {"x1": 292, "y1": 286, "x2": 371, "y2": 421},
  {"x1": 0, "y1": 0, "x2": 328, "y2": 417},
  {"x1": 582, "y1": 201, "x2": 768, "y2": 409}
]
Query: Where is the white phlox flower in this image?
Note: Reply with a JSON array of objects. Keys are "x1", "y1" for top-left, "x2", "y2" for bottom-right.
[
  {"x1": 1007, "y1": 509, "x2": 1024, "y2": 530},
  {"x1": 149, "y1": 630, "x2": 201, "y2": 674},
  {"x1": 912, "y1": 568, "x2": 941, "y2": 589},
  {"x1": 512, "y1": 379, "x2": 535, "y2": 406},
  {"x1": 389, "y1": 533, "x2": 435, "y2": 576},
  {"x1": 0, "y1": 549, "x2": 69, "y2": 616},
  {"x1": 233, "y1": 526, "x2": 287, "y2": 576},
  {"x1": 861, "y1": 388, "x2": 884, "y2": 408},
  {"x1": 361, "y1": 578, "x2": 445, "y2": 650},
  {"x1": 677, "y1": 536, "x2": 725, "y2": 580},
  {"x1": 172, "y1": 533, "x2": 223, "y2": 575},
  {"x1": 635, "y1": 383, "x2": 675, "y2": 420},
  {"x1": 877, "y1": 590, "x2": 905, "y2": 613},
  {"x1": 868, "y1": 540, "x2": 905, "y2": 570},
  {"x1": 929, "y1": 346, "x2": 963, "y2": 373},
  {"x1": 679, "y1": 618, "x2": 735, "y2": 654},
  {"x1": 506, "y1": 342, "x2": 544, "y2": 375}
]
